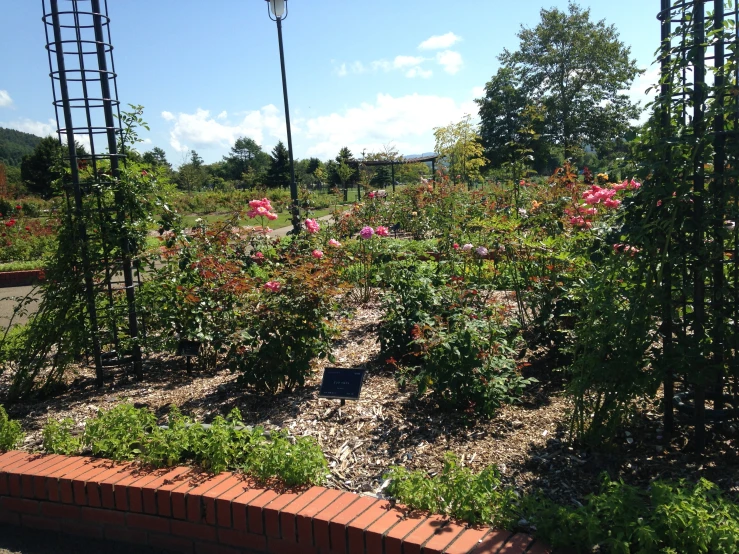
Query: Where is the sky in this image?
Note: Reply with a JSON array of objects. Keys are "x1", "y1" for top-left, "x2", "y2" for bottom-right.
[{"x1": 0, "y1": 0, "x2": 661, "y2": 166}]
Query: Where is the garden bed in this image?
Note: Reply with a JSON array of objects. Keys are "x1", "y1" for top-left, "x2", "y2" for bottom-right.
[{"x1": 4, "y1": 299, "x2": 737, "y2": 511}]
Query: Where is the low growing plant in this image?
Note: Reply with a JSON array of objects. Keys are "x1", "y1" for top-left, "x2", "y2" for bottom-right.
[
  {"x1": 83, "y1": 403, "x2": 156, "y2": 461},
  {"x1": 0, "y1": 405, "x2": 24, "y2": 451},
  {"x1": 42, "y1": 417, "x2": 81, "y2": 455}
]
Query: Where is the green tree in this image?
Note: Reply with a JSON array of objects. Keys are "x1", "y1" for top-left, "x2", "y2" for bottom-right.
[
  {"x1": 142, "y1": 147, "x2": 171, "y2": 171},
  {"x1": 433, "y1": 115, "x2": 486, "y2": 184},
  {"x1": 222, "y1": 136, "x2": 269, "y2": 185},
  {"x1": 20, "y1": 136, "x2": 85, "y2": 198},
  {"x1": 267, "y1": 141, "x2": 290, "y2": 189},
  {"x1": 498, "y1": 1, "x2": 642, "y2": 159},
  {"x1": 329, "y1": 147, "x2": 356, "y2": 186}
]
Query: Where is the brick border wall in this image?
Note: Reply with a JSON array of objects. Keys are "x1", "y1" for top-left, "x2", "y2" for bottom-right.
[
  {"x1": 0, "y1": 451, "x2": 551, "y2": 554},
  {"x1": 0, "y1": 270, "x2": 45, "y2": 288}
]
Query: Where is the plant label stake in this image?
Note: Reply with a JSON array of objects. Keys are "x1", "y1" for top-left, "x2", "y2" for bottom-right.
[
  {"x1": 176, "y1": 340, "x2": 200, "y2": 374},
  {"x1": 318, "y1": 368, "x2": 365, "y2": 406}
]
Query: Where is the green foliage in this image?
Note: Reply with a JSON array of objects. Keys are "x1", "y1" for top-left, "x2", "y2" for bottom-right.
[
  {"x1": 0, "y1": 127, "x2": 43, "y2": 168},
  {"x1": 188, "y1": 408, "x2": 250, "y2": 474},
  {"x1": 522, "y1": 476, "x2": 739, "y2": 554},
  {"x1": 0, "y1": 405, "x2": 24, "y2": 451},
  {"x1": 266, "y1": 141, "x2": 290, "y2": 189},
  {"x1": 83, "y1": 403, "x2": 156, "y2": 461},
  {"x1": 386, "y1": 453, "x2": 517, "y2": 527},
  {"x1": 244, "y1": 429, "x2": 328, "y2": 487},
  {"x1": 141, "y1": 405, "x2": 196, "y2": 468},
  {"x1": 42, "y1": 417, "x2": 81, "y2": 455}
]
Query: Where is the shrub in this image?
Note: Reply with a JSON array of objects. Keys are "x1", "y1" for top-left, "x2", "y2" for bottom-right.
[
  {"x1": 244, "y1": 430, "x2": 328, "y2": 486},
  {"x1": 0, "y1": 405, "x2": 24, "y2": 451},
  {"x1": 386, "y1": 453, "x2": 517, "y2": 527},
  {"x1": 142, "y1": 405, "x2": 196, "y2": 468},
  {"x1": 83, "y1": 404, "x2": 156, "y2": 461},
  {"x1": 42, "y1": 417, "x2": 81, "y2": 455}
]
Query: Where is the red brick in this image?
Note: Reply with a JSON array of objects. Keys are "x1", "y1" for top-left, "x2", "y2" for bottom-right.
[
  {"x1": 295, "y1": 488, "x2": 344, "y2": 546},
  {"x1": 268, "y1": 536, "x2": 318, "y2": 554},
  {"x1": 171, "y1": 474, "x2": 208, "y2": 520},
  {"x1": 364, "y1": 506, "x2": 406, "y2": 554},
  {"x1": 346, "y1": 500, "x2": 393, "y2": 554},
  {"x1": 72, "y1": 461, "x2": 118, "y2": 506},
  {"x1": 40, "y1": 501, "x2": 79, "y2": 519},
  {"x1": 264, "y1": 492, "x2": 298, "y2": 539},
  {"x1": 35, "y1": 457, "x2": 89, "y2": 501},
  {"x1": 312, "y1": 492, "x2": 361, "y2": 550},
  {"x1": 201, "y1": 473, "x2": 248, "y2": 526},
  {"x1": 496, "y1": 533, "x2": 534, "y2": 554},
  {"x1": 384, "y1": 515, "x2": 427, "y2": 554},
  {"x1": 443, "y1": 528, "x2": 496, "y2": 554},
  {"x1": 1, "y1": 496, "x2": 39, "y2": 515},
  {"x1": 525, "y1": 541, "x2": 553, "y2": 554},
  {"x1": 470, "y1": 530, "x2": 514, "y2": 554},
  {"x1": 142, "y1": 466, "x2": 192, "y2": 515},
  {"x1": 43, "y1": 456, "x2": 92, "y2": 502},
  {"x1": 65, "y1": 519, "x2": 104, "y2": 539},
  {"x1": 0, "y1": 450, "x2": 27, "y2": 470},
  {"x1": 1, "y1": 453, "x2": 40, "y2": 496},
  {"x1": 421, "y1": 522, "x2": 466, "y2": 554},
  {"x1": 195, "y1": 543, "x2": 241, "y2": 554},
  {"x1": 155, "y1": 467, "x2": 199, "y2": 517},
  {"x1": 278, "y1": 487, "x2": 327, "y2": 543},
  {"x1": 327, "y1": 496, "x2": 378, "y2": 553},
  {"x1": 104, "y1": 524, "x2": 148, "y2": 545},
  {"x1": 213, "y1": 477, "x2": 255, "y2": 528},
  {"x1": 231, "y1": 487, "x2": 269, "y2": 532},
  {"x1": 127, "y1": 468, "x2": 174, "y2": 513},
  {"x1": 81, "y1": 506, "x2": 126, "y2": 526},
  {"x1": 20, "y1": 454, "x2": 65, "y2": 498},
  {"x1": 112, "y1": 466, "x2": 150, "y2": 511},
  {"x1": 87, "y1": 463, "x2": 131, "y2": 508},
  {"x1": 127, "y1": 511, "x2": 171, "y2": 534},
  {"x1": 22, "y1": 514, "x2": 60, "y2": 533},
  {"x1": 0, "y1": 451, "x2": 29, "y2": 494},
  {"x1": 9, "y1": 453, "x2": 56, "y2": 496},
  {"x1": 171, "y1": 518, "x2": 218, "y2": 542},
  {"x1": 402, "y1": 514, "x2": 447, "y2": 554},
  {"x1": 246, "y1": 489, "x2": 279, "y2": 534},
  {"x1": 58, "y1": 459, "x2": 104, "y2": 504},
  {"x1": 186, "y1": 473, "x2": 235, "y2": 523},
  {"x1": 0, "y1": 511, "x2": 20, "y2": 526},
  {"x1": 217, "y1": 527, "x2": 268, "y2": 551},
  {"x1": 148, "y1": 532, "x2": 194, "y2": 553}
]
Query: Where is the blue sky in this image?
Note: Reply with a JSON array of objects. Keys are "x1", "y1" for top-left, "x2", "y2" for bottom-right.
[{"x1": 1, "y1": 1, "x2": 660, "y2": 166}]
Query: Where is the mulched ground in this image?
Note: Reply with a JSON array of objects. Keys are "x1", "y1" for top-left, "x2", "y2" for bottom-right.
[{"x1": 3, "y1": 297, "x2": 738, "y2": 506}]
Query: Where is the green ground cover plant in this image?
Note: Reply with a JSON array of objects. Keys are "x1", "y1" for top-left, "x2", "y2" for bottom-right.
[{"x1": 0, "y1": 405, "x2": 24, "y2": 451}]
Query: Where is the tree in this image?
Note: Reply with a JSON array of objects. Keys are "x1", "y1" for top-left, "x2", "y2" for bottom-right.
[
  {"x1": 222, "y1": 136, "x2": 269, "y2": 184},
  {"x1": 497, "y1": 1, "x2": 642, "y2": 159},
  {"x1": 142, "y1": 147, "x2": 171, "y2": 171},
  {"x1": 433, "y1": 115, "x2": 486, "y2": 184},
  {"x1": 20, "y1": 136, "x2": 85, "y2": 197},
  {"x1": 266, "y1": 141, "x2": 290, "y2": 189},
  {"x1": 329, "y1": 147, "x2": 356, "y2": 186}
]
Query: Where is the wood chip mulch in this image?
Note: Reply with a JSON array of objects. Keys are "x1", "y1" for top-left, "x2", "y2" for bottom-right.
[{"x1": 4, "y1": 298, "x2": 738, "y2": 506}]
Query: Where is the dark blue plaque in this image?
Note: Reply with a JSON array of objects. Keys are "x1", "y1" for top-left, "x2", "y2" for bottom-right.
[{"x1": 319, "y1": 368, "x2": 365, "y2": 400}]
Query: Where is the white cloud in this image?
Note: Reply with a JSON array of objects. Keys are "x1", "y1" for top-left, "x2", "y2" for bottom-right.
[
  {"x1": 161, "y1": 106, "x2": 286, "y2": 154},
  {"x1": 471, "y1": 85, "x2": 485, "y2": 98},
  {"x1": 340, "y1": 55, "x2": 430, "y2": 79},
  {"x1": 217, "y1": 111, "x2": 228, "y2": 120},
  {"x1": 436, "y1": 50, "x2": 463, "y2": 74},
  {"x1": 406, "y1": 67, "x2": 433, "y2": 79},
  {"x1": 0, "y1": 90, "x2": 13, "y2": 108},
  {"x1": 393, "y1": 55, "x2": 425, "y2": 69},
  {"x1": 418, "y1": 32, "x2": 461, "y2": 51},
  {"x1": 301, "y1": 92, "x2": 479, "y2": 159},
  {"x1": 0, "y1": 117, "x2": 56, "y2": 137}
]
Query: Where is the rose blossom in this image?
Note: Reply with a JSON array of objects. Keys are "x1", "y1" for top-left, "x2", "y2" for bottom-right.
[
  {"x1": 304, "y1": 218, "x2": 320, "y2": 234},
  {"x1": 461, "y1": 243, "x2": 473, "y2": 251},
  {"x1": 375, "y1": 226, "x2": 389, "y2": 237},
  {"x1": 328, "y1": 238, "x2": 342, "y2": 247},
  {"x1": 312, "y1": 249, "x2": 324, "y2": 259},
  {"x1": 475, "y1": 246, "x2": 489, "y2": 257},
  {"x1": 359, "y1": 226, "x2": 374, "y2": 239},
  {"x1": 264, "y1": 281, "x2": 281, "y2": 292}
]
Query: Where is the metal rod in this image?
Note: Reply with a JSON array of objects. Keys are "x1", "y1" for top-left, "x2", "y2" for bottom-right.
[{"x1": 275, "y1": 16, "x2": 300, "y2": 235}]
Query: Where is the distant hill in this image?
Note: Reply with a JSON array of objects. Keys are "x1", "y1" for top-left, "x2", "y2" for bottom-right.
[{"x1": 0, "y1": 127, "x2": 44, "y2": 167}]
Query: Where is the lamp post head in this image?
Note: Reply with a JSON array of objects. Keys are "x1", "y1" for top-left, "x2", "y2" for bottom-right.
[{"x1": 266, "y1": 0, "x2": 286, "y2": 20}]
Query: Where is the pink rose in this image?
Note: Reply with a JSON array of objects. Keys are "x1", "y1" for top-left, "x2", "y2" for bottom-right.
[
  {"x1": 375, "y1": 226, "x2": 389, "y2": 237},
  {"x1": 264, "y1": 281, "x2": 281, "y2": 292},
  {"x1": 328, "y1": 239, "x2": 342, "y2": 247},
  {"x1": 359, "y1": 226, "x2": 374, "y2": 239},
  {"x1": 312, "y1": 249, "x2": 324, "y2": 259},
  {"x1": 305, "y1": 218, "x2": 320, "y2": 234}
]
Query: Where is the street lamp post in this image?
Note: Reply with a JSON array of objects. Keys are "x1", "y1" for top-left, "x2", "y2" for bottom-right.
[{"x1": 266, "y1": 0, "x2": 300, "y2": 234}]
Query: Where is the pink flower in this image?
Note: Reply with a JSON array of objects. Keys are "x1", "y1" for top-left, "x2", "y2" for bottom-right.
[
  {"x1": 519, "y1": 179, "x2": 526, "y2": 186},
  {"x1": 368, "y1": 191, "x2": 376, "y2": 199},
  {"x1": 461, "y1": 243, "x2": 473, "y2": 251},
  {"x1": 266, "y1": 212, "x2": 278, "y2": 221},
  {"x1": 264, "y1": 281, "x2": 281, "y2": 292},
  {"x1": 312, "y1": 249, "x2": 324, "y2": 259},
  {"x1": 305, "y1": 218, "x2": 320, "y2": 234},
  {"x1": 359, "y1": 226, "x2": 374, "y2": 239},
  {"x1": 629, "y1": 179, "x2": 641, "y2": 189},
  {"x1": 328, "y1": 239, "x2": 342, "y2": 247},
  {"x1": 453, "y1": 243, "x2": 460, "y2": 250},
  {"x1": 375, "y1": 225, "x2": 389, "y2": 237},
  {"x1": 254, "y1": 252, "x2": 265, "y2": 260},
  {"x1": 249, "y1": 198, "x2": 273, "y2": 211},
  {"x1": 604, "y1": 198, "x2": 621, "y2": 209},
  {"x1": 613, "y1": 181, "x2": 628, "y2": 191},
  {"x1": 475, "y1": 246, "x2": 489, "y2": 257}
]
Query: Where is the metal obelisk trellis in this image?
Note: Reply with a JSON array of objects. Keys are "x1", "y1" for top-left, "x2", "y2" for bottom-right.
[
  {"x1": 42, "y1": 0, "x2": 143, "y2": 385},
  {"x1": 656, "y1": 0, "x2": 739, "y2": 450}
]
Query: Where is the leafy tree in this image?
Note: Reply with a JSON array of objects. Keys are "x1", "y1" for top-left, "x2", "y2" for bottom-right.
[
  {"x1": 190, "y1": 149, "x2": 204, "y2": 168},
  {"x1": 370, "y1": 165, "x2": 391, "y2": 188},
  {"x1": 329, "y1": 147, "x2": 356, "y2": 186},
  {"x1": 222, "y1": 136, "x2": 269, "y2": 184},
  {"x1": 20, "y1": 136, "x2": 85, "y2": 198},
  {"x1": 0, "y1": 127, "x2": 42, "y2": 167},
  {"x1": 142, "y1": 147, "x2": 171, "y2": 171},
  {"x1": 267, "y1": 141, "x2": 290, "y2": 189},
  {"x1": 497, "y1": 1, "x2": 642, "y2": 159},
  {"x1": 433, "y1": 115, "x2": 486, "y2": 184}
]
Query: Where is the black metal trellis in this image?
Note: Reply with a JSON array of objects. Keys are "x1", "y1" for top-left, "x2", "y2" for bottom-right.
[
  {"x1": 42, "y1": 0, "x2": 142, "y2": 385},
  {"x1": 656, "y1": 0, "x2": 739, "y2": 450}
]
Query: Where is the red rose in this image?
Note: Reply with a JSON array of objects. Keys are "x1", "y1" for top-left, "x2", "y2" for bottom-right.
[{"x1": 15, "y1": 205, "x2": 21, "y2": 211}]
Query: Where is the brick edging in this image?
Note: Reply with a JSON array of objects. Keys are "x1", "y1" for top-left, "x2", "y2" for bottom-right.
[
  {"x1": 0, "y1": 451, "x2": 551, "y2": 554},
  {"x1": 0, "y1": 269, "x2": 45, "y2": 288}
]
